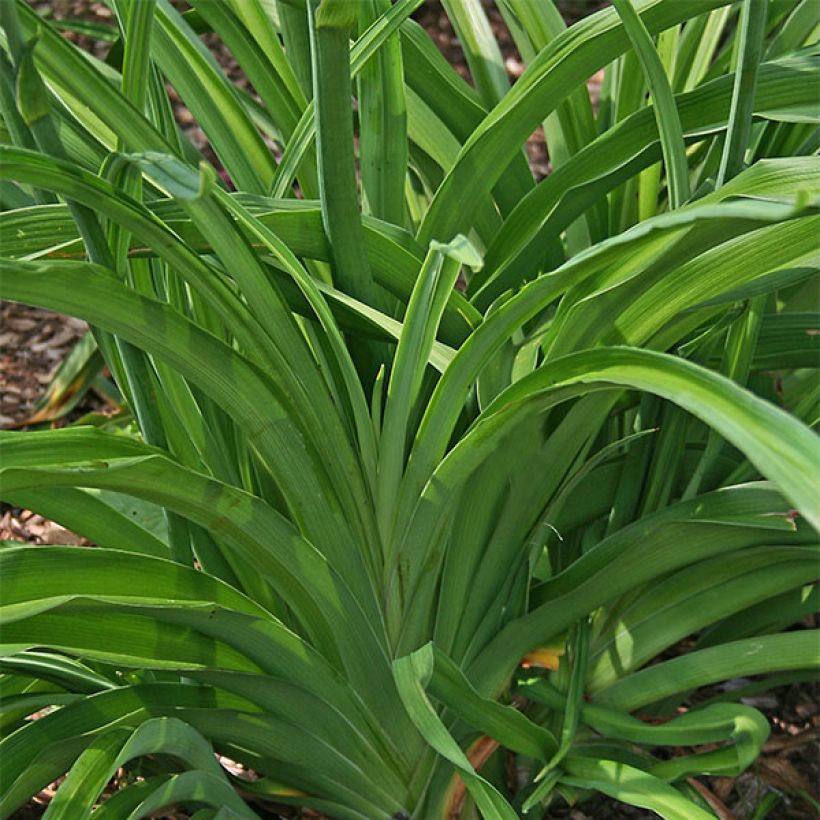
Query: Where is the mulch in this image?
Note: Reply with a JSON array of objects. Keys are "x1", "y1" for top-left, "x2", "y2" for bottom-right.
[{"x1": 0, "y1": 301, "x2": 89, "y2": 428}]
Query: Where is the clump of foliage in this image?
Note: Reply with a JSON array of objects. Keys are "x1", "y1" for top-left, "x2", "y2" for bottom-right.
[{"x1": 0, "y1": 0, "x2": 818, "y2": 817}]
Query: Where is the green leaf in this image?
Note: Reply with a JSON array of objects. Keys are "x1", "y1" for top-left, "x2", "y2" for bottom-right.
[
  {"x1": 473, "y1": 55, "x2": 819, "y2": 306},
  {"x1": 14, "y1": 34, "x2": 50, "y2": 126},
  {"x1": 379, "y1": 236, "x2": 479, "y2": 584},
  {"x1": 441, "y1": 0, "x2": 510, "y2": 108},
  {"x1": 13, "y1": 1, "x2": 175, "y2": 154},
  {"x1": 0, "y1": 1, "x2": 816, "y2": 814},
  {"x1": 485, "y1": 348, "x2": 819, "y2": 534},
  {"x1": 121, "y1": 152, "x2": 216, "y2": 200},
  {"x1": 0, "y1": 258, "x2": 385, "y2": 617},
  {"x1": 2, "y1": 487, "x2": 169, "y2": 557},
  {"x1": 357, "y1": 0, "x2": 408, "y2": 227},
  {"x1": 270, "y1": 0, "x2": 423, "y2": 200},
  {"x1": 717, "y1": 0, "x2": 768, "y2": 185},
  {"x1": 0, "y1": 441, "x2": 399, "y2": 714},
  {"x1": 120, "y1": 770, "x2": 260, "y2": 819},
  {"x1": 316, "y1": 0, "x2": 358, "y2": 29},
  {"x1": 392, "y1": 645, "x2": 519, "y2": 820},
  {"x1": 147, "y1": 0, "x2": 278, "y2": 193},
  {"x1": 560, "y1": 758, "x2": 715, "y2": 819},
  {"x1": 469, "y1": 483, "x2": 812, "y2": 696},
  {"x1": 597, "y1": 630, "x2": 820, "y2": 711},
  {"x1": 611, "y1": 0, "x2": 690, "y2": 207},
  {"x1": 309, "y1": 0, "x2": 380, "y2": 314},
  {"x1": 587, "y1": 546, "x2": 820, "y2": 689},
  {"x1": 523, "y1": 679, "x2": 771, "y2": 780},
  {"x1": 419, "y1": 0, "x2": 731, "y2": 244},
  {"x1": 42, "y1": 717, "x2": 237, "y2": 820}
]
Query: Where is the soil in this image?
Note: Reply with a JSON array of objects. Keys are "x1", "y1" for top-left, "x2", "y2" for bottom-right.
[
  {"x1": 0, "y1": 301, "x2": 97, "y2": 428},
  {"x1": 4, "y1": 1, "x2": 818, "y2": 818}
]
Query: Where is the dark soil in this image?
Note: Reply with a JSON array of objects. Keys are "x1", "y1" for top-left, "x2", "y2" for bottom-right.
[{"x1": 0, "y1": 302, "x2": 89, "y2": 428}]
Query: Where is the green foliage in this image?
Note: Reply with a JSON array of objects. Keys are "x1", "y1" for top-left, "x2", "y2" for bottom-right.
[{"x1": 0, "y1": 0, "x2": 818, "y2": 817}]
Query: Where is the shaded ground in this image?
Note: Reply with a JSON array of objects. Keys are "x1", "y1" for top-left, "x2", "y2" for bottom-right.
[{"x1": 0, "y1": 302, "x2": 91, "y2": 427}]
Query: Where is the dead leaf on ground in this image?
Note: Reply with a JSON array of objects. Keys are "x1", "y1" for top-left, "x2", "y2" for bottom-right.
[{"x1": 757, "y1": 755, "x2": 814, "y2": 794}]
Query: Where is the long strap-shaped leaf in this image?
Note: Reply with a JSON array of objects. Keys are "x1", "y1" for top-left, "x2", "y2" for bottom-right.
[
  {"x1": 170, "y1": 707, "x2": 406, "y2": 816},
  {"x1": 427, "y1": 347, "x2": 820, "y2": 677},
  {"x1": 468, "y1": 489, "x2": 813, "y2": 698},
  {"x1": 358, "y1": 0, "x2": 408, "y2": 227},
  {"x1": 587, "y1": 545, "x2": 820, "y2": 688},
  {"x1": 472, "y1": 52, "x2": 819, "y2": 308},
  {"x1": 0, "y1": 2, "x2": 126, "y2": 383},
  {"x1": 190, "y1": 0, "x2": 317, "y2": 197},
  {"x1": 400, "y1": 18, "x2": 535, "y2": 218},
  {"x1": 187, "y1": 668, "x2": 412, "y2": 791},
  {"x1": 717, "y1": 0, "x2": 768, "y2": 184},
  {"x1": 0, "y1": 651, "x2": 114, "y2": 694},
  {"x1": 13, "y1": 0, "x2": 175, "y2": 154},
  {"x1": 9, "y1": 652, "x2": 407, "y2": 802},
  {"x1": 270, "y1": 0, "x2": 423, "y2": 199},
  {"x1": 0, "y1": 200, "x2": 467, "y2": 367},
  {"x1": 418, "y1": 0, "x2": 730, "y2": 245},
  {"x1": 0, "y1": 147, "x2": 297, "y2": 373},
  {"x1": 481, "y1": 348, "x2": 819, "y2": 538},
  {"x1": 0, "y1": 152, "x2": 481, "y2": 344},
  {"x1": 559, "y1": 758, "x2": 714, "y2": 820},
  {"x1": 107, "y1": 0, "x2": 198, "y2": 565},
  {"x1": 497, "y1": 0, "x2": 605, "y2": 251},
  {"x1": 123, "y1": 152, "x2": 381, "y2": 583},
  {"x1": 396, "y1": 178, "x2": 816, "y2": 536},
  {"x1": 612, "y1": 0, "x2": 690, "y2": 207},
  {"x1": 146, "y1": 0, "x2": 277, "y2": 193},
  {"x1": 308, "y1": 0, "x2": 379, "y2": 310},
  {"x1": 441, "y1": 0, "x2": 509, "y2": 107},
  {"x1": 226, "y1": 0, "x2": 305, "y2": 100},
  {"x1": 42, "y1": 717, "x2": 242, "y2": 820},
  {"x1": 378, "y1": 236, "x2": 481, "y2": 596},
  {"x1": 597, "y1": 630, "x2": 820, "y2": 711},
  {"x1": 392, "y1": 645, "x2": 519, "y2": 820},
  {"x1": 524, "y1": 676, "x2": 772, "y2": 778},
  {"x1": 0, "y1": 258, "x2": 383, "y2": 624},
  {"x1": 528, "y1": 619, "x2": 590, "y2": 804},
  {"x1": 396, "y1": 641, "x2": 558, "y2": 815},
  {"x1": 677, "y1": 6, "x2": 733, "y2": 91},
  {"x1": 0, "y1": 546, "x2": 405, "y2": 758},
  {"x1": 217, "y1": 192, "x2": 379, "y2": 502},
  {"x1": 0, "y1": 683, "x2": 220, "y2": 816},
  {"x1": 549, "y1": 214, "x2": 819, "y2": 357},
  {"x1": 681, "y1": 0, "x2": 772, "y2": 501},
  {"x1": 0, "y1": 545, "x2": 267, "y2": 623},
  {"x1": 3, "y1": 486, "x2": 170, "y2": 558},
  {"x1": 0, "y1": 446, "x2": 401, "y2": 720},
  {"x1": 123, "y1": 770, "x2": 259, "y2": 820}
]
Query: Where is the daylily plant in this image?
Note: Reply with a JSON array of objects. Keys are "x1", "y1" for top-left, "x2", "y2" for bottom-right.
[{"x1": 0, "y1": 0, "x2": 818, "y2": 816}]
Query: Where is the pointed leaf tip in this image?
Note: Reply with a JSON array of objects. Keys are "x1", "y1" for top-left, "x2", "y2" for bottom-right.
[
  {"x1": 121, "y1": 152, "x2": 217, "y2": 201},
  {"x1": 430, "y1": 234, "x2": 484, "y2": 271}
]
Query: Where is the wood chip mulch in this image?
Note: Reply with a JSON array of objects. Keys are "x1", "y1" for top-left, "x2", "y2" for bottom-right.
[{"x1": 0, "y1": 301, "x2": 89, "y2": 429}]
